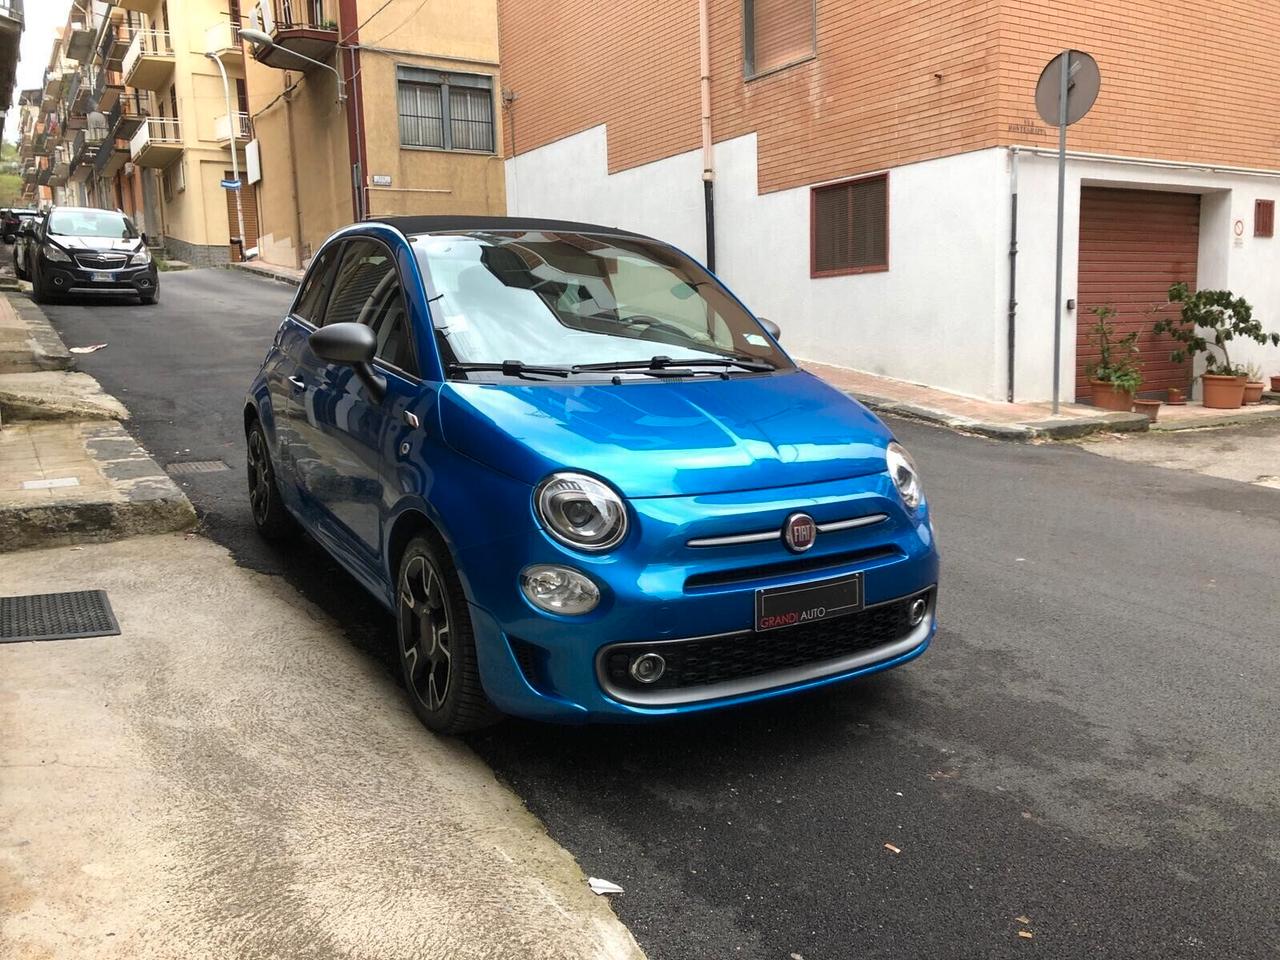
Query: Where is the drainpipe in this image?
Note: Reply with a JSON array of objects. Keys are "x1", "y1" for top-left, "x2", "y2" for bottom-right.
[
  {"x1": 698, "y1": 0, "x2": 715, "y2": 273},
  {"x1": 1006, "y1": 147, "x2": 1019, "y2": 402},
  {"x1": 283, "y1": 75, "x2": 305, "y2": 268}
]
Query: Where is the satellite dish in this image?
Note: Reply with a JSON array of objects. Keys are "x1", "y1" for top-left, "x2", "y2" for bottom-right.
[{"x1": 1035, "y1": 50, "x2": 1100, "y2": 127}]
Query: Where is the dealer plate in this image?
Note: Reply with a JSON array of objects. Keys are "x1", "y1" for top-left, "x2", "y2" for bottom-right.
[
  {"x1": 755, "y1": 572, "x2": 863, "y2": 632},
  {"x1": 90, "y1": 271, "x2": 113, "y2": 282}
]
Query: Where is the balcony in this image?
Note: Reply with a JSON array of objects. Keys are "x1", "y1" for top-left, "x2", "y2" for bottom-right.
[
  {"x1": 204, "y1": 21, "x2": 243, "y2": 61},
  {"x1": 70, "y1": 128, "x2": 104, "y2": 180},
  {"x1": 130, "y1": 116, "x2": 183, "y2": 168},
  {"x1": 0, "y1": 0, "x2": 23, "y2": 30},
  {"x1": 111, "y1": 90, "x2": 149, "y2": 140},
  {"x1": 50, "y1": 151, "x2": 71, "y2": 187},
  {"x1": 123, "y1": 29, "x2": 175, "y2": 91},
  {"x1": 214, "y1": 112, "x2": 252, "y2": 145},
  {"x1": 95, "y1": 137, "x2": 129, "y2": 178},
  {"x1": 249, "y1": 0, "x2": 338, "y2": 71},
  {"x1": 66, "y1": 22, "x2": 95, "y2": 62}
]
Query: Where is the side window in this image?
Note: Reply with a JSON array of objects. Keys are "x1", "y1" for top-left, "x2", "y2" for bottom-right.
[
  {"x1": 325, "y1": 239, "x2": 419, "y2": 377},
  {"x1": 294, "y1": 244, "x2": 340, "y2": 324}
]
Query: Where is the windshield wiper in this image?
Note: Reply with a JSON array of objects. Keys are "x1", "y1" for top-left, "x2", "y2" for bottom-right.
[
  {"x1": 574, "y1": 354, "x2": 777, "y2": 374},
  {"x1": 449, "y1": 361, "x2": 572, "y2": 380}
]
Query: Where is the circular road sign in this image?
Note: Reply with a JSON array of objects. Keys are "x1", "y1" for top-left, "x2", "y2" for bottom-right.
[{"x1": 1035, "y1": 50, "x2": 1101, "y2": 127}]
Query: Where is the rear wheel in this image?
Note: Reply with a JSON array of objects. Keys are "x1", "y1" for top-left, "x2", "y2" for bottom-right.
[
  {"x1": 396, "y1": 536, "x2": 499, "y2": 735},
  {"x1": 245, "y1": 419, "x2": 295, "y2": 540}
]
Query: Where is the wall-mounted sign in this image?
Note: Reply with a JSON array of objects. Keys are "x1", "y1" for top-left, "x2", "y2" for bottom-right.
[
  {"x1": 246, "y1": 139, "x2": 262, "y2": 185},
  {"x1": 371, "y1": 174, "x2": 393, "y2": 187},
  {"x1": 221, "y1": 179, "x2": 242, "y2": 190},
  {"x1": 1233, "y1": 218, "x2": 1245, "y2": 237}
]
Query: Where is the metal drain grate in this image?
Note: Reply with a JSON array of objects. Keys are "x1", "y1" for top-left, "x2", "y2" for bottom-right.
[
  {"x1": 166, "y1": 460, "x2": 231, "y2": 476},
  {"x1": 0, "y1": 590, "x2": 121, "y2": 644}
]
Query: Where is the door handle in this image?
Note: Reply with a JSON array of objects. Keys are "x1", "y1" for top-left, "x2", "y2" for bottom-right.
[
  {"x1": 288, "y1": 375, "x2": 306, "y2": 391},
  {"x1": 403, "y1": 411, "x2": 420, "y2": 428}
]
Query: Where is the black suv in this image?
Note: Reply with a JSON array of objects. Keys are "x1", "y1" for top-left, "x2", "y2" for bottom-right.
[
  {"x1": 2, "y1": 209, "x2": 39, "y2": 244},
  {"x1": 22, "y1": 207, "x2": 159, "y2": 306}
]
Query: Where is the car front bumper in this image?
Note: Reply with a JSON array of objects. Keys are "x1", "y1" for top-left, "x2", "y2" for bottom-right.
[
  {"x1": 39, "y1": 259, "x2": 158, "y2": 297},
  {"x1": 456, "y1": 471, "x2": 940, "y2": 722}
]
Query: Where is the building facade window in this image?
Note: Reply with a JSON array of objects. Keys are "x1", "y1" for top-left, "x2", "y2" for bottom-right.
[
  {"x1": 810, "y1": 173, "x2": 888, "y2": 277},
  {"x1": 1256, "y1": 199, "x2": 1275, "y2": 238},
  {"x1": 744, "y1": 0, "x2": 816, "y2": 78},
  {"x1": 396, "y1": 67, "x2": 495, "y2": 153}
]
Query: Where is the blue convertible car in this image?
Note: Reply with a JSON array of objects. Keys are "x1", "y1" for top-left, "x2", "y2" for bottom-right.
[{"x1": 245, "y1": 217, "x2": 939, "y2": 733}]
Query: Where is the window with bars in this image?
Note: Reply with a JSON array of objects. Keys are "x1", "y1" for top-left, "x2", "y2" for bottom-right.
[
  {"x1": 1256, "y1": 199, "x2": 1275, "y2": 238},
  {"x1": 810, "y1": 174, "x2": 889, "y2": 277},
  {"x1": 397, "y1": 67, "x2": 495, "y2": 153},
  {"x1": 744, "y1": 0, "x2": 816, "y2": 77}
]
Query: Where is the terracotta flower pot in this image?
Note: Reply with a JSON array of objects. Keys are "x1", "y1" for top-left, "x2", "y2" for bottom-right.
[
  {"x1": 1133, "y1": 398, "x2": 1161, "y2": 422},
  {"x1": 1244, "y1": 381, "x2": 1265, "y2": 404},
  {"x1": 1090, "y1": 379, "x2": 1134, "y2": 412},
  {"x1": 1270, "y1": 375, "x2": 1280, "y2": 393},
  {"x1": 1201, "y1": 374, "x2": 1247, "y2": 410},
  {"x1": 1166, "y1": 386, "x2": 1187, "y2": 405}
]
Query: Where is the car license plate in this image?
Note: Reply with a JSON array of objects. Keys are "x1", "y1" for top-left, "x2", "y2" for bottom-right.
[
  {"x1": 90, "y1": 271, "x2": 112, "y2": 282},
  {"x1": 755, "y1": 573, "x2": 863, "y2": 632}
]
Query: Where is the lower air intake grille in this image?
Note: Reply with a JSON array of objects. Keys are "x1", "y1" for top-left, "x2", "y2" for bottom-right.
[{"x1": 603, "y1": 593, "x2": 924, "y2": 695}]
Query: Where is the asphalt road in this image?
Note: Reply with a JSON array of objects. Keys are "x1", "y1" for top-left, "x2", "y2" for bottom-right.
[{"x1": 40, "y1": 269, "x2": 1280, "y2": 960}]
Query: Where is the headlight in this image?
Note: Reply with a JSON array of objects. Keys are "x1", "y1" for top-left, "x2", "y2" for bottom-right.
[
  {"x1": 43, "y1": 245, "x2": 72, "y2": 262},
  {"x1": 130, "y1": 247, "x2": 152, "y2": 265},
  {"x1": 886, "y1": 441, "x2": 924, "y2": 511},
  {"x1": 520, "y1": 565, "x2": 600, "y2": 615},
  {"x1": 535, "y1": 472, "x2": 628, "y2": 551}
]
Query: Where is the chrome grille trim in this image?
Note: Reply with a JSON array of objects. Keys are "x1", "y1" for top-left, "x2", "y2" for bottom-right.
[
  {"x1": 686, "y1": 513, "x2": 888, "y2": 548},
  {"x1": 74, "y1": 253, "x2": 128, "y2": 270}
]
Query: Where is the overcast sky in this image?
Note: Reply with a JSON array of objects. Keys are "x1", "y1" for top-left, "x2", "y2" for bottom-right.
[{"x1": 5, "y1": 0, "x2": 75, "y2": 141}]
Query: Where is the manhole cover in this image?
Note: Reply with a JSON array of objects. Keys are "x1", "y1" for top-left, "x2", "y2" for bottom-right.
[
  {"x1": 166, "y1": 460, "x2": 231, "y2": 476},
  {"x1": 0, "y1": 590, "x2": 121, "y2": 644}
]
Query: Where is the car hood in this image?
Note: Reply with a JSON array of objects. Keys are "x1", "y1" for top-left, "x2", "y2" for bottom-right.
[
  {"x1": 48, "y1": 236, "x2": 143, "y2": 253},
  {"x1": 439, "y1": 369, "x2": 894, "y2": 498}
]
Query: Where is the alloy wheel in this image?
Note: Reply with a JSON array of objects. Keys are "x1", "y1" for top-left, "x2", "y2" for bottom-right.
[
  {"x1": 247, "y1": 429, "x2": 272, "y2": 526},
  {"x1": 399, "y1": 555, "x2": 452, "y2": 712}
]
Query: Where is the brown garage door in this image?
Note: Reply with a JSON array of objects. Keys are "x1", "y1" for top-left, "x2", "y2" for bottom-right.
[
  {"x1": 224, "y1": 170, "x2": 260, "y2": 263},
  {"x1": 1076, "y1": 188, "x2": 1200, "y2": 400}
]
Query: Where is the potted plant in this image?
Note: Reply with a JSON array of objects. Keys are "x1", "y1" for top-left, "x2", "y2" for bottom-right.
[
  {"x1": 1085, "y1": 306, "x2": 1141, "y2": 411},
  {"x1": 1133, "y1": 398, "x2": 1161, "y2": 422},
  {"x1": 1271, "y1": 375, "x2": 1280, "y2": 393},
  {"x1": 1244, "y1": 363, "x2": 1265, "y2": 404},
  {"x1": 1153, "y1": 284, "x2": 1280, "y2": 410},
  {"x1": 1167, "y1": 386, "x2": 1187, "y2": 405}
]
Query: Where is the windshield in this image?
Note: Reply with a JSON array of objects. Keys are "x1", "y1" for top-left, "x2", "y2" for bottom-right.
[
  {"x1": 413, "y1": 230, "x2": 791, "y2": 381},
  {"x1": 47, "y1": 209, "x2": 138, "y2": 240}
]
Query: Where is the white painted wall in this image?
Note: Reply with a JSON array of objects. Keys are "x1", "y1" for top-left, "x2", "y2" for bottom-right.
[{"x1": 507, "y1": 128, "x2": 1280, "y2": 402}]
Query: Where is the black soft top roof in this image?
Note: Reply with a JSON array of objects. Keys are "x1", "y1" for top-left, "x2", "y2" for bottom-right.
[{"x1": 376, "y1": 215, "x2": 650, "y2": 240}]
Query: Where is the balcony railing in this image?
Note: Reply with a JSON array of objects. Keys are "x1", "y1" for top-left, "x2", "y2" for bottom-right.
[
  {"x1": 0, "y1": 0, "x2": 25, "y2": 26},
  {"x1": 130, "y1": 116, "x2": 184, "y2": 168},
  {"x1": 123, "y1": 29, "x2": 175, "y2": 90},
  {"x1": 261, "y1": 0, "x2": 337, "y2": 31},
  {"x1": 215, "y1": 112, "x2": 252, "y2": 144},
  {"x1": 250, "y1": 0, "x2": 338, "y2": 69}
]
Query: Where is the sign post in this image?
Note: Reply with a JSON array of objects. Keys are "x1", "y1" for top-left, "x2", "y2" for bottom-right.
[{"x1": 1034, "y1": 50, "x2": 1100, "y2": 413}]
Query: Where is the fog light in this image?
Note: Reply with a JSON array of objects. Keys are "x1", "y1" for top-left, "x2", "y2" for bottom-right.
[
  {"x1": 53, "y1": 276, "x2": 65, "y2": 286},
  {"x1": 519, "y1": 564, "x2": 599, "y2": 615},
  {"x1": 629, "y1": 653, "x2": 666, "y2": 684},
  {"x1": 908, "y1": 597, "x2": 929, "y2": 626}
]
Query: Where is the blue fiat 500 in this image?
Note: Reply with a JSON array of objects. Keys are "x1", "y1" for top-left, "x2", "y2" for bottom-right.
[{"x1": 245, "y1": 217, "x2": 939, "y2": 733}]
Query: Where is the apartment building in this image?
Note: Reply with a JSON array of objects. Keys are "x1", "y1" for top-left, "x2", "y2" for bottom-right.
[
  {"x1": 18, "y1": 0, "x2": 252, "y2": 266},
  {"x1": 0, "y1": 0, "x2": 21, "y2": 143},
  {"x1": 498, "y1": 0, "x2": 1280, "y2": 404},
  {"x1": 241, "y1": 0, "x2": 506, "y2": 268}
]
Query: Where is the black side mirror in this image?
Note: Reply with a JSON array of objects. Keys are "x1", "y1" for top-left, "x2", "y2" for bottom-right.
[
  {"x1": 758, "y1": 317, "x2": 782, "y2": 342},
  {"x1": 309, "y1": 322, "x2": 386, "y2": 402}
]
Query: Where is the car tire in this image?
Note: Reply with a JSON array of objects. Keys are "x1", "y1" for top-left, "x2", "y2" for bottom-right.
[
  {"x1": 139, "y1": 288, "x2": 158, "y2": 306},
  {"x1": 396, "y1": 535, "x2": 500, "y2": 735},
  {"x1": 30, "y1": 267, "x2": 51, "y2": 304},
  {"x1": 13, "y1": 255, "x2": 25, "y2": 281},
  {"x1": 245, "y1": 418, "x2": 295, "y2": 540}
]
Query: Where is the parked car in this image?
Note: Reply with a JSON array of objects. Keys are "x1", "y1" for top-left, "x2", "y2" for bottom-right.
[
  {"x1": 244, "y1": 216, "x2": 940, "y2": 734},
  {"x1": 23, "y1": 207, "x2": 159, "y2": 305},
  {"x1": 2, "y1": 208, "x2": 40, "y2": 244},
  {"x1": 11, "y1": 212, "x2": 42, "y2": 280}
]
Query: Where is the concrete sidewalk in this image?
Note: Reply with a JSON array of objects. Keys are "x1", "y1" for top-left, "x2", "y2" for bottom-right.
[
  {"x1": 0, "y1": 293, "x2": 194, "y2": 550},
  {"x1": 0, "y1": 534, "x2": 644, "y2": 960},
  {"x1": 230, "y1": 258, "x2": 304, "y2": 286}
]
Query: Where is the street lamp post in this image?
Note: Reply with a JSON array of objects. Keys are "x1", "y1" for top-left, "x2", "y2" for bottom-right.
[{"x1": 206, "y1": 48, "x2": 248, "y2": 261}]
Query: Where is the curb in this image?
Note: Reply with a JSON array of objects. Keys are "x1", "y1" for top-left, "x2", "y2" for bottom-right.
[
  {"x1": 850, "y1": 392, "x2": 1149, "y2": 441},
  {"x1": 228, "y1": 261, "x2": 302, "y2": 287},
  {"x1": 1, "y1": 293, "x2": 73, "y2": 374},
  {"x1": 1150, "y1": 406, "x2": 1280, "y2": 432}
]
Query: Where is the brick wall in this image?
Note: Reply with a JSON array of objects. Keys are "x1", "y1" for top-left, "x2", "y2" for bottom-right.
[{"x1": 499, "y1": 0, "x2": 1280, "y2": 195}]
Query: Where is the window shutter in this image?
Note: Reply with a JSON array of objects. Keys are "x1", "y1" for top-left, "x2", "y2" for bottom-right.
[
  {"x1": 811, "y1": 175, "x2": 888, "y2": 276},
  {"x1": 1256, "y1": 199, "x2": 1275, "y2": 238},
  {"x1": 748, "y1": 0, "x2": 815, "y2": 75}
]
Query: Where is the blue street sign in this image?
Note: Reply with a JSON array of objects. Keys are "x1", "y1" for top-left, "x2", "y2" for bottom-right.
[{"x1": 221, "y1": 179, "x2": 242, "y2": 190}]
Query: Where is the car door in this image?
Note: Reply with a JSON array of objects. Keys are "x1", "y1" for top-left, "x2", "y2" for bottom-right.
[{"x1": 290, "y1": 237, "x2": 421, "y2": 571}]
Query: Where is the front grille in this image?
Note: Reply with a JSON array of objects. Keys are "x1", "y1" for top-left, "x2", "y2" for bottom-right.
[
  {"x1": 684, "y1": 546, "x2": 902, "y2": 591},
  {"x1": 74, "y1": 252, "x2": 128, "y2": 270},
  {"x1": 602, "y1": 592, "x2": 927, "y2": 696}
]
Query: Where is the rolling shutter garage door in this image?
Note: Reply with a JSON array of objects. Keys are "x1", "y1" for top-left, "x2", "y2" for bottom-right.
[{"x1": 1076, "y1": 188, "x2": 1200, "y2": 400}]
